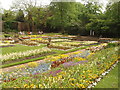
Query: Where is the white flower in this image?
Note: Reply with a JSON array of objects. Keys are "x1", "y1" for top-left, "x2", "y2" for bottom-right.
[
  {"x1": 2, "y1": 47, "x2": 51, "y2": 62},
  {"x1": 93, "y1": 82, "x2": 97, "y2": 86},
  {"x1": 96, "y1": 78, "x2": 101, "y2": 82},
  {"x1": 102, "y1": 73, "x2": 106, "y2": 76},
  {"x1": 88, "y1": 84, "x2": 93, "y2": 88}
]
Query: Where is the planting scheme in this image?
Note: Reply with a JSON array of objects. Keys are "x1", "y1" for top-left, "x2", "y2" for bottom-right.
[
  {"x1": 1, "y1": 34, "x2": 119, "y2": 88},
  {"x1": 1, "y1": 0, "x2": 120, "y2": 88}
]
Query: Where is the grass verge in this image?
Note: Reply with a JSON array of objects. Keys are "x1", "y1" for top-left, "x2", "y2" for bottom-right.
[
  {"x1": 2, "y1": 44, "x2": 45, "y2": 55},
  {"x1": 94, "y1": 62, "x2": 119, "y2": 88}
]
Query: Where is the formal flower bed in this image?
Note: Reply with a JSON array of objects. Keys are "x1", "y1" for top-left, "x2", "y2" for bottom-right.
[
  {"x1": 59, "y1": 41, "x2": 98, "y2": 47},
  {"x1": 0, "y1": 43, "x2": 15, "y2": 48},
  {"x1": 30, "y1": 38, "x2": 49, "y2": 44},
  {"x1": 86, "y1": 43, "x2": 108, "y2": 52},
  {"x1": 56, "y1": 42, "x2": 80, "y2": 47},
  {"x1": 48, "y1": 41, "x2": 100, "y2": 50},
  {"x1": 51, "y1": 39, "x2": 71, "y2": 42},
  {"x1": 27, "y1": 35, "x2": 41, "y2": 38},
  {"x1": 45, "y1": 49, "x2": 89, "y2": 62},
  {"x1": 1, "y1": 49, "x2": 90, "y2": 83},
  {"x1": 50, "y1": 50, "x2": 90, "y2": 68},
  {"x1": 1, "y1": 46, "x2": 119, "y2": 88},
  {"x1": 48, "y1": 43, "x2": 74, "y2": 50},
  {"x1": 21, "y1": 36, "x2": 30, "y2": 39},
  {"x1": 1, "y1": 47, "x2": 52, "y2": 64},
  {"x1": 1, "y1": 40, "x2": 15, "y2": 44},
  {"x1": 21, "y1": 40, "x2": 39, "y2": 46}
]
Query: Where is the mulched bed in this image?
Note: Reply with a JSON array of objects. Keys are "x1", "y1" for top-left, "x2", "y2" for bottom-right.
[{"x1": 2, "y1": 52, "x2": 56, "y2": 65}]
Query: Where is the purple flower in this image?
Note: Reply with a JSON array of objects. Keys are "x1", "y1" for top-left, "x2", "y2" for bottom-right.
[
  {"x1": 63, "y1": 60, "x2": 88, "y2": 67},
  {"x1": 49, "y1": 70, "x2": 62, "y2": 76},
  {"x1": 34, "y1": 73, "x2": 39, "y2": 75}
]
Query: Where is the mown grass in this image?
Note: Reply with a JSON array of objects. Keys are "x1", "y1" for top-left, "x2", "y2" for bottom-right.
[
  {"x1": 2, "y1": 44, "x2": 46, "y2": 55},
  {"x1": 94, "y1": 62, "x2": 119, "y2": 88}
]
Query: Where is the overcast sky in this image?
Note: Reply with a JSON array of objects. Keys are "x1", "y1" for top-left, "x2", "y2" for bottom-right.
[{"x1": 0, "y1": 0, "x2": 108, "y2": 10}]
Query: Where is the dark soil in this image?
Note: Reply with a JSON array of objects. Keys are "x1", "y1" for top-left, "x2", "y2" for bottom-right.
[{"x1": 74, "y1": 36, "x2": 99, "y2": 41}]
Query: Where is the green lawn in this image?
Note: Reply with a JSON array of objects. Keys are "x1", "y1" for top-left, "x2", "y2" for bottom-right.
[
  {"x1": 94, "y1": 62, "x2": 119, "y2": 88},
  {"x1": 2, "y1": 44, "x2": 46, "y2": 55}
]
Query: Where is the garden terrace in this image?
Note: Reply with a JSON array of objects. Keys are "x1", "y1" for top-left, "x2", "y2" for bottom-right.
[
  {"x1": 1, "y1": 45, "x2": 119, "y2": 88},
  {"x1": 1, "y1": 0, "x2": 120, "y2": 88},
  {"x1": 1, "y1": 33, "x2": 119, "y2": 89},
  {"x1": 1, "y1": 41, "x2": 101, "y2": 68}
]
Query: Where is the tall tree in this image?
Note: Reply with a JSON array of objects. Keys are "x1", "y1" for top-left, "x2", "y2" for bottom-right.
[
  {"x1": 104, "y1": 1, "x2": 120, "y2": 37},
  {"x1": 15, "y1": 9, "x2": 25, "y2": 22},
  {"x1": 2, "y1": 9, "x2": 16, "y2": 22},
  {"x1": 48, "y1": 1, "x2": 77, "y2": 33},
  {"x1": 11, "y1": 0, "x2": 38, "y2": 32}
]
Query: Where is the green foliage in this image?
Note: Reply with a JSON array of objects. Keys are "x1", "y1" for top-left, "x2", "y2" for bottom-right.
[
  {"x1": 48, "y1": 2, "x2": 78, "y2": 33},
  {"x1": 15, "y1": 9, "x2": 25, "y2": 22},
  {"x1": 2, "y1": 9, "x2": 16, "y2": 22},
  {"x1": 4, "y1": 34, "x2": 11, "y2": 37},
  {"x1": 3, "y1": 22, "x2": 18, "y2": 32},
  {"x1": 2, "y1": 0, "x2": 120, "y2": 37},
  {"x1": 107, "y1": 43, "x2": 119, "y2": 48},
  {"x1": 85, "y1": 1, "x2": 120, "y2": 37}
]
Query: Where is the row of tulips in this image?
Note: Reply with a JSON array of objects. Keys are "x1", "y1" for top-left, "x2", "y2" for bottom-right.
[
  {"x1": 1, "y1": 47, "x2": 52, "y2": 63},
  {"x1": 1, "y1": 46, "x2": 119, "y2": 88}
]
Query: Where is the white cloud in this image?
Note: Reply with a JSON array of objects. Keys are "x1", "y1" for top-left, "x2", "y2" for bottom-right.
[
  {"x1": 0, "y1": 0, "x2": 51, "y2": 10},
  {"x1": 0, "y1": 0, "x2": 108, "y2": 10},
  {"x1": 0, "y1": 0, "x2": 13, "y2": 10}
]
